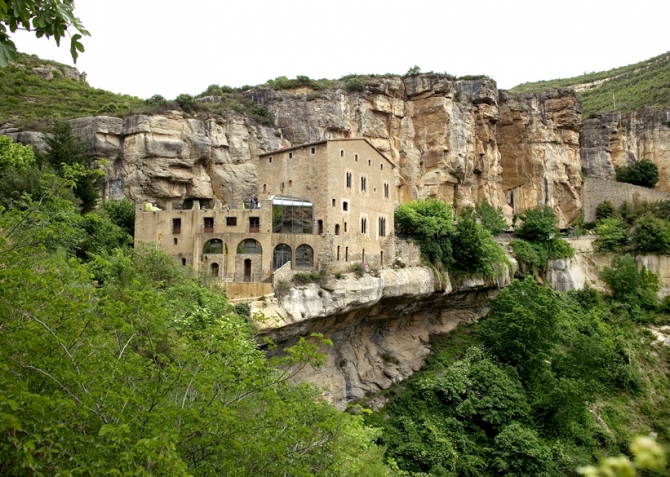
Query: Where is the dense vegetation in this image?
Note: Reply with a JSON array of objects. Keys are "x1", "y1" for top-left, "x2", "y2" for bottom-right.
[
  {"x1": 0, "y1": 137, "x2": 392, "y2": 475},
  {"x1": 593, "y1": 197, "x2": 670, "y2": 255},
  {"x1": 366, "y1": 274, "x2": 670, "y2": 476},
  {"x1": 510, "y1": 206, "x2": 575, "y2": 276},
  {"x1": 394, "y1": 199, "x2": 509, "y2": 281},
  {"x1": 616, "y1": 160, "x2": 660, "y2": 188},
  {"x1": 511, "y1": 52, "x2": 670, "y2": 117}
]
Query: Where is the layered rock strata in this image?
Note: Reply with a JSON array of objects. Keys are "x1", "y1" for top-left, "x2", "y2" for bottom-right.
[
  {"x1": 580, "y1": 107, "x2": 670, "y2": 191},
  {"x1": 251, "y1": 265, "x2": 513, "y2": 410},
  {"x1": 4, "y1": 75, "x2": 584, "y2": 226}
]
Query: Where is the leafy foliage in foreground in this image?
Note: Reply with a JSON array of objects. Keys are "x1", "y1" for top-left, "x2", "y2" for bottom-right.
[
  {"x1": 616, "y1": 160, "x2": 659, "y2": 188},
  {"x1": 0, "y1": 166, "x2": 390, "y2": 475},
  {"x1": 367, "y1": 273, "x2": 670, "y2": 477}
]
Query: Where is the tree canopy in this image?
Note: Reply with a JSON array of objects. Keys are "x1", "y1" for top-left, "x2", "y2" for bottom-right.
[{"x1": 0, "y1": 0, "x2": 89, "y2": 67}]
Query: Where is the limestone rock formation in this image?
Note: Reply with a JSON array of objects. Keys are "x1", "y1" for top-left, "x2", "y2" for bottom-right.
[
  {"x1": 252, "y1": 265, "x2": 513, "y2": 409},
  {"x1": 4, "y1": 74, "x2": 584, "y2": 226},
  {"x1": 581, "y1": 107, "x2": 670, "y2": 191}
]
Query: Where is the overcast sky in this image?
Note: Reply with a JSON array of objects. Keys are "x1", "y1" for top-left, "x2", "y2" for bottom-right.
[{"x1": 12, "y1": 0, "x2": 670, "y2": 100}]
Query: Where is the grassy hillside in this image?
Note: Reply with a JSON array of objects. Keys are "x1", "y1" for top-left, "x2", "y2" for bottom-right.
[
  {"x1": 511, "y1": 52, "x2": 670, "y2": 118},
  {"x1": 0, "y1": 53, "x2": 144, "y2": 129}
]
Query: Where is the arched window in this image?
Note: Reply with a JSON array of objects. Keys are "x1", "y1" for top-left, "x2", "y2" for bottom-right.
[
  {"x1": 211, "y1": 263, "x2": 220, "y2": 276},
  {"x1": 335, "y1": 224, "x2": 340, "y2": 236},
  {"x1": 295, "y1": 244, "x2": 314, "y2": 268},
  {"x1": 203, "y1": 239, "x2": 224, "y2": 254},
  {"x1": 237, "y1": 239, "x2": 262, "y2": 254},
  {"x1": 273, "y1": 244, "x2": 291, "y2": 269}
]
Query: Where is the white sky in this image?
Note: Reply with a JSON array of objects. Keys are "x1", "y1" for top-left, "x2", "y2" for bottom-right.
[{"x1": 12, "y1": 0, "x2": 670, "y2": 100}]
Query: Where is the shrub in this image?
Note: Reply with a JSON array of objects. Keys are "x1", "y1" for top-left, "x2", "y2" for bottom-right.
[
  {"x1": 234, "y1": 302, "x2": 251, "y2": 318},
  {"x1": 274, "y1": 280, "x2": 291, "y2": 297},
  {"x1": 594, "y1": 217, "x2": 629, "y2": 252},
  {"x1": 452, "y1": 210, "x2": 509, "y2": 279},
  {"x1": 476, "y1": 200, "x2": 507, "y2": 235},
  {"x1": 516, "y1": 206, "x2": 559, "y2": 242},
  {"x1": 395, "y1": 199, "x2": 454, "y2": 267},
  {"x1": 510, "y1": 238, "x2": 573, "y2": 276},
  {"x1": 344, "y1": 78, "x2": 366, "y2": 92},
  {"x1": 595, "y1": 200, "x2": 615, "y2": 221},
  {"x1": 351, "y1": 262, "x2": 368, "y2": 278},
  {"x1": 631, "y1": 214, "x2": 670, "y2": 254},
  {"x1": 406, "y1": 65, "x2": 421, "y2": 76},
  {"x1": 616, "y1": 159, "x2": 659, "y2": 188},
  {"x1": 99, "y1": 198, "x2": 135, "y2": 237},
  {"x1": 600, "y1": 254, "x2": 659, "y2": 309},
  {"x1": 175, "y1": 93, "x2": 195, "y2": 112},
  {"x1": 292, "y1": 270, "x2": 326, "y2": 286}
]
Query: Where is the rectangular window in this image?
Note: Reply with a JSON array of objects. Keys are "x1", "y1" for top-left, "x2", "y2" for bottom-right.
[
  {"x1": 343, "y1": 201, "x2": 349, "y2": 212},
  {"x1": 204, "y1": 217, "x2": 214, "y2": 233},
  {"x1": 272, "y1": 198, "x2": 314, "y2": 234},
  {"x1": 346, "y1": 172, "x2": 352, "y2": 188},
  {"x1": 361, "y1": 176, "x2": 367, "y2": 192},
  {"x1": 289, "y1": 152, "x2": 293, "y2": 159},
  {"x1": 361, "y1": 217, "x2": 367, "y2": 234},
  {"x1": 379, "y1": 217, "x2": 386, "y2": 237},
  {"x1": 172, "y1": 218, "x2": 181, "y2": 234},
  {"x1": 311, "y1": 147, "x2": 316, "y2": 154},
  {"x1": 226, "y1": 217, "x2": 237, "y2": 226},
  {"x1": 384, "y1": 183, "x2": 389, "y2": 198},
  {"x1": 249, "y1": 217, "x2": 260, "y2": 233}
]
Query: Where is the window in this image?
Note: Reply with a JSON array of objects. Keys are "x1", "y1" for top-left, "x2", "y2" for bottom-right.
[
  {"x1": 368, "y1": 159, "x2": 371, "y2": 166},
  {"x1": 295, "y1": 244, "x2": 314, "y2": 268},
  {"x1": 289, "y1": 152, "x2": 293, "y2": 159},
  {"x1": 380, "y1": 251, "x2": 384, "y2": 265},
  {"x1": 360, "y1": 176, "x2": 367, "y2": 192},
  {"x1": 318, "y1": 220, "x2": 323, "y2": 234},
  {"x1": 249, "y1": 217, "x2": 260, "y2": 233},
  {"x1": 226, "y1": 217, "x2": 237, "y2": 226},
  {"x1": 238, "y1": 239, "x2": 262, "y2": 254},
  {"x1": 345, "y1": 246, "x2": 348, "y2": 261},
  {"x1": 311, "y1": 147, "x2": 316, "y2": 154},
  {"x1": 288, "y1": 180, "x2": 292, "y2": 188},
  {"x1": 335, "y1": 224, "x2": 340, "y2": 236},
  {"x1": 384, "y1": 183, "x2": 389, "y2": 198},
  {"x1": 332, "y1": 198, "x2": 336, "y2": 207},
  {"x1": 181, "y1": 258, "x2": 187, "y2": 266},
  {"x1": 344, "y1": 222, "x2": 348, "y2": 232},
  {"x1": 263, "y1": 184, "x2": 267, "y2": 192},
  {"x1": 361, "y1": 217, "x2": 367, "y2": 234},
  {"x1": 204, "y1": 217, "x2": 214, "y2": 233},
  {"x1": 378, "y1": 217, "x2": 386, "y2": 237},
  {"x1": 211, "y1": 263, "x2": 219, "y2": 277},
  {"x1": 273, "y1": 244, "x2": 291, "y2": 269},
  {"x1": 172, "y1": 218, "x2": 181, "y2": 234},
  {"x1": 354, "y1": 154, "x2": 358, "y2": 162},
  {"x1": 173, "y1": 238, "x2": 178, "y2": 245},
  {"x1": 269, "y1": 156, "x2": 272, "y2": 163},
  {"x1": 281, "y1": 182, "x2": 285, "y2": 189},
  {"x1": 272, "y1": 197, "x2": 314, "y2": 234},
  {"x1": 380, "y1": 163, "x2": 384, "y2": 170},
  {"x1": 340, "y1": 150, "x2": 344, "y2": 157},
  {"x1": 337, "y1": 245, "x2": 340, "y2": 261},
  {"x1": 346, "y1": 172, "x2": 352, "y2": 188},
  {"x1": 342, "y1": 201, "x2": 349, "y2": 212},
  {"x1": 203, "y1": 239, "x2": 224, "y2": 254}
]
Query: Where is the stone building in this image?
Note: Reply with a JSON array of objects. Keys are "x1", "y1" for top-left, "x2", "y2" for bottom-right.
[{"x1": 134, "y1": 138, "x2": 396, "y2": 283}]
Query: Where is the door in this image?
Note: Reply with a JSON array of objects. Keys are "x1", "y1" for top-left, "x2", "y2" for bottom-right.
[{"x1": 244, "y1": 259, "x2": 251, "y2": 282}]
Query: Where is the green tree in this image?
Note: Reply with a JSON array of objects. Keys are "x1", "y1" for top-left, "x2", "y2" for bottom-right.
[
  {"x1": 616, "y1": 159, "x2": 659, "y2": 188},
  {"x1": 516, "y1": 205, "x2": 559, "y2": 242},
  {"x1": 491, "y1": 423, "x2": 554, "y2": 477},
  {"x1": 395, "y1": 199, "x2": 455, "y2": 267},
  {"x1": 99, "y1": 198, "x2": 135, "y2": 237},
  {"x1": 595, "y1": 200, "x2": 615, "y2": 222},
  {"x1": 600, "y1": 254, "x2": 659, "y2": 309},
  {"x1": 42, "y1": 121, "x2": 103, "y2": 213},
  {"x1": 0, "y1": 135, "x2": 34, "y2": 170},
  {"x1": 476, "y1": 199, "x2": 507, "y2": 236},
  {"x1": 631, "y1": 214, "x2": 670, "y2": 254},
  {"x1": 594, "y1": 217, "x2": 629, "y2": 252},
  {"x1": 452, "y1": 208, "x2": 509, "y2": 279},
  {"x1": 0, "y1": 0, "x2": 89, "y2": 67},
  {"x1": 479, "y1": 277, "x2": 560, "y2": 384}
]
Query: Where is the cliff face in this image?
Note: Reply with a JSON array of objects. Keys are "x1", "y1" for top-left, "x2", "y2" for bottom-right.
[
  {"x1": 581, "y1": 107, "x2": 670, "y2": 190},
  {"x1": 4, "y1": 74, "x2": 584, "y2": 226},
  {"x1": 252, "y1": 265, "x2": 513, "y2": 410}
]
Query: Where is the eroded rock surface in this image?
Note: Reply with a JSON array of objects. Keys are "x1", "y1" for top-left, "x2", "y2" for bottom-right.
[
  {"x1": 251, "y1": 265, "x2": 513, "y2": 409},
  {"x1": 581, "y1": 107, "x2": 670, "y2": 191}
]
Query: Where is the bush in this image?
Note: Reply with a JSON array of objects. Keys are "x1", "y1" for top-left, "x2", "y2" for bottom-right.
[
  {"x1": 234, "y1": 302, "x2": 251, "y2": 318},
  {"x1": 596, "y1": 200, "x2": 615, "y2": 221},
  {"x1": 350, "y1": 262, "x2": 368, "y2": 278},
  {"x1": 600, "y1": 254, "x2": 659, "y2": 309},
  {"x1": 292, "y1": 270, "x2": 327, "y2": 285},
  {"x1": 510, "y1": 238, "x2": 573, "y2": 276},
  {"x1": 516, "y1": 206, "x2": 559, "y2": 242},
  {"x1": 616, "y1": 159, "x2": 659, "y2": 188},
  {"x1": 594, "y1": 217, "x2": 629, "y2": 252},
  {"x1": 476, "y1": 200, "x2": 507, "y2": 235},
  {"x1": 175, "y1": 93, "x2": 195, "y2": 112},
  {"x1": 631, "y1": 214, "x2": 670, "y2": 254},
  {"x1": 99, "y1": 198, "x2": 135, "y2": 237},
  {"x1": 452, "y1": 209, "x2": 509, "y2": 279},
  {"x1": 395, "y1": 199, "x2": 454, "y2": 267}
]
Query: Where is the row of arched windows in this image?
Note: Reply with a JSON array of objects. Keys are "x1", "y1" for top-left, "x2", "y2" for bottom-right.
[{"x1": 202, "y1": 239, "x2": 314, "y2": 269}]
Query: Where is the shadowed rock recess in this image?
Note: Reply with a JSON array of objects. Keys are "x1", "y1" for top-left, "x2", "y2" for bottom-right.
[{"x1": 4, "y1": 74, "x2": 584, "y2": 227}]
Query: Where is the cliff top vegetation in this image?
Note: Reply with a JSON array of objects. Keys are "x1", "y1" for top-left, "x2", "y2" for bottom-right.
[{"x1": 511, "y1": 51, "x2": 670, "y2": 117}]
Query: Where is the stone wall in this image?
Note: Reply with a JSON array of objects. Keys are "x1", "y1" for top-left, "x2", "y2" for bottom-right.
[{"x1": 582, "y1": 178, "x2": 670, "y2": 221}]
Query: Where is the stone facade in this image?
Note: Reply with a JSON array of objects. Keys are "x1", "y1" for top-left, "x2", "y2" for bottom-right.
[
  {"x1": 134, "y1": 139, "x2": 397, "y2": 284},
  {"x1": 582, "y1": 177, "x2": 670, "y2": 221}
]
